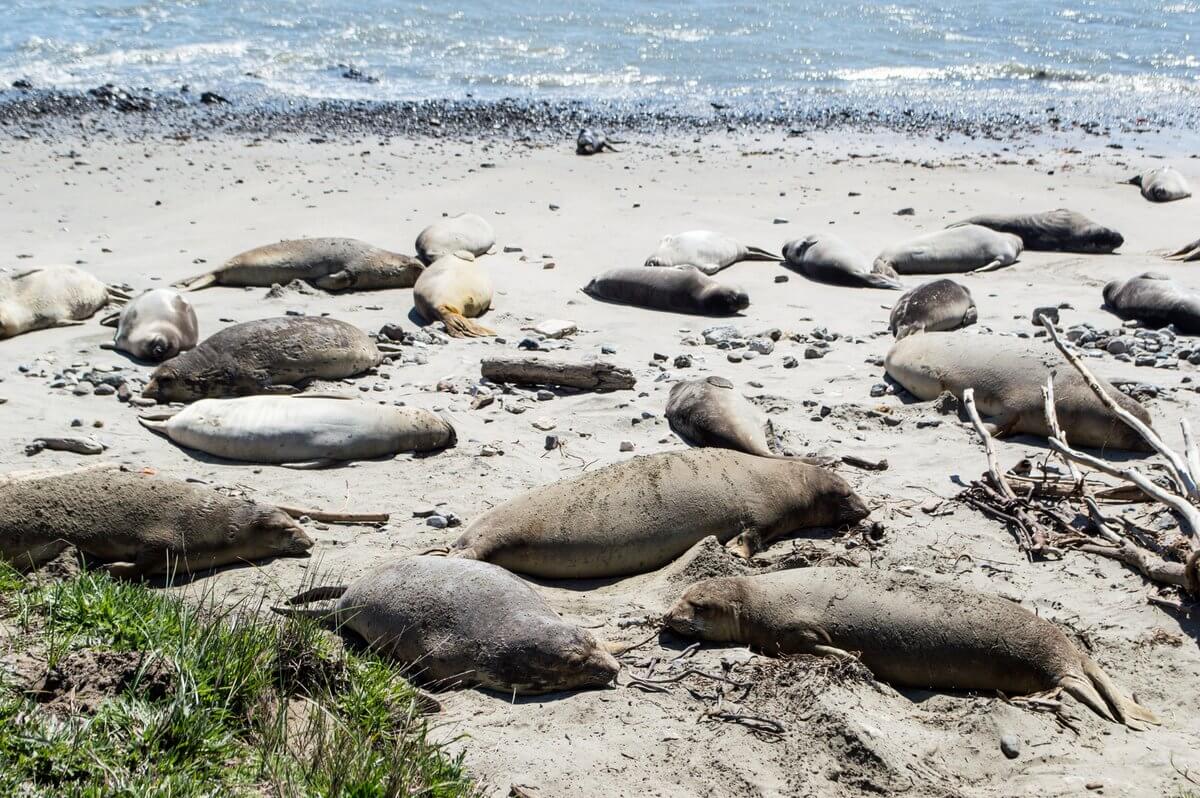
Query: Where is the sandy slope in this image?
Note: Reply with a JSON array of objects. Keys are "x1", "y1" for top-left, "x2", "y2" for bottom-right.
[{"x1": 1, "y1": 128, "x2": 1199, "y2": 797}]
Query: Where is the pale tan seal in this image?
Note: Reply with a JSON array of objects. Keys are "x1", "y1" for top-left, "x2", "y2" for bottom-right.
[
  {"x1": 665, "y1": 376, "x2": 778, "y2": 456},
  {"x1": 99, "y1": 288, "x2": 198, "y2": 362},
  {"x1": 665, "y1": 567, "x2": 1159, "y2": 730},
  {"x1": 1103, "y1": 272, "x2": 1200, "y2": 335},
  {"x1": 274, "y1": 557, "x2": 619, "y2": 695},
  {"x1": 888, "y1": 279, "x2": 977, "y2": 339},
  {"x1": 583, "y1": 267, "x2": 749, "y2": 315},
  {"x1": 885, "y1": 331, "x2": 1153, "y2": 451},
  {"x1": 140, "y1": 395, "x2": 456, "y2": 467},
  {"x1": 874, "y1": 225, "x2": 1023, "y2": 275},
  {"x1": 645, "y1": 230, "x2": 782, "y2": 275},
  {"x1": 1127, "y1": 167, "x2": 1192, "y2": 203},
  {"x1": 413, "y1": 250, "x2": 494, "y2": 338},
  {"x1": 414, "y1": 213, "x2": 495, "y2": 264},
  {"x1": 142, "y1": 316, "x2": 386, "y2": 402},
  {"x1": 952, "y1": 209, "x2": 1123, "y2": 253},
  {"x1": 174, "y1": 238, "x2": 424, "y2": 292},
  {"x1": 0, "y1": 465, "x2": 312, "y2": 577},
  {"x1": 0, "y1": 265, "x2": 128, "y2": 339},
  {"x1": 448, "y1": 448, "x2": 869, "y2": 578},
  {"x1": 781, "y1": 234, "x2": 902, "y2": 289},
  {"x1": 1168, "y1": 235, "x2": 1200, "y2": 262}
]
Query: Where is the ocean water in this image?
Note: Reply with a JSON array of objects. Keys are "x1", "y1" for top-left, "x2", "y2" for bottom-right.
[{"x1": 1, "y1": 1, "x2": 1197, "y2": 121}]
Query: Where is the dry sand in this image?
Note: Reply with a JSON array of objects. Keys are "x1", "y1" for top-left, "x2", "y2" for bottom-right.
[{"x1": 1, "y1": 128, "x2": 1199, "y2": 797}]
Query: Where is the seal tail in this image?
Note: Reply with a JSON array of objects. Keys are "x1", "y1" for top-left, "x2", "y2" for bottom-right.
[
  {"x1": 741, "y1": 246, "x2": 784, "y2": 263},
  {"x1": 98, "y1": 311, "x2": 121, "y2": 328},
  {"x1": 439, "y1": 310, "x2": 494, "y2": 338},
  {"x1": 1060, "y1": 658, "x2": 1160, "y2": 730},
  {"x1": 285, "y1": 585, "x2": 348, "y2": 605},
  {"x1": 173, "y1": 272, "x2": 219, "y2": 291},
  {"x1": 861, "y1": 272, "x2": 903, "y2": 290},
  {"x1": 1166, "y1": 237, "x2": 1200, "y2": 261},
  {"x1": 137, "y1": 412, "x2": 177, "y2": 435}
]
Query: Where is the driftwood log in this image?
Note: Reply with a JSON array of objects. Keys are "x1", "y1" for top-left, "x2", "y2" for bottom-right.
[{"x1": 481, "y1": 357, "x2": 636, "y2": 392}]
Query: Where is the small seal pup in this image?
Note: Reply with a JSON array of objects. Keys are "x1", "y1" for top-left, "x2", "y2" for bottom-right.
[
  {"x1": 274, "y1": 557, "x2": 619, "y2": 695},
  {"x1": 781, "y1": 234, "x2": 902, "y2": 289},
  {"x1": 0, "y1": 265, "x2": 128, "y2": 340},
  {"x1": 1127, "y1": 167, "x2": 1192, "y2": 203},
  {"x1": 140, "y1": 395, "x2": 456, "y2": 466},
  {"x1": 142, "y1": 316, "x2": 386, "y2": 402},
  {"x1": 665, "y1": 568, "x2": 1159, "y2": 730},
  {"x1": 885, "y1": 331, "x2": 1153, "y2": 451},
  {"x1": 448, "y1": 448, "x2": 869, "y2": 578},
  {"x1": 576, "y1": 128, "x2": 618, "y2": 155},
  {"x1": 583, "y1": 267, "x2": 749, "y2": 315},
  {"x1": 413, "y1": 250, "x2": 494, "y2": 337},
  {"x1": 666, "y1": 377, "x2": 778, "y2": 456},
  {"x1": 100, "y1": 288, "x2": 198, "y2": 361},
  {"x1": 952, "y1": 209, "x2": 1124, "y2": 253},
  {"x1": 645, "y1": 231, "x2": 782, "y2": 275},
  {"x1": 0, "y1": 464, "x2": 313, "y2": 577},
  {"x1": 1103, "y1": 272, "x2": 1200, "y2": 335},
  {"x1": 888, "y1": 279, "x2": 977, "y2": 338},
  {"x1": 415, "y1": 213, "x2": 495, "y2": 264},
  {"x1": 1167, "y1": 235, "x2": 1200, "y2": 262},
  {"x1": 874, "y1": 225, "x2": 1023, "y2": 275},
  {"x1": 173, "y1": 238, "x2": 424, "y2": 292}
]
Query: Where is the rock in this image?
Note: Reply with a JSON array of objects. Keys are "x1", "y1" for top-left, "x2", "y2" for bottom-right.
[
  {"x1": 1107, "y1": 338, "x2": 1130, "y2": 356},
  {"x1": 532, "y1": 418, "x2": 556, "y2": 431},
  {"x1": 774, "y1": 274, "x2": 789, "y2": 283},
  {"x1": 1031, "y1": 307, "x2": 1059, "y2": 326},
  {"x1": 895, "y1": 207, "x2": 915, "y2": 216},
  {"x1": 529, "y1": 319, "x2": 578, "y2": 339},
  {"x1": 544, "y1": 435, "x2": 560, "y2": 451},
  {"x1": 782, "y1": 356, "x2": 798, "y2": 369},
  {"x1": 748, "y1": 337, "x2": 774, "y2": 355},
  {"x1": 703, "y1": 325, "x2": 740, "y2": 345},
  {"x1": 379, "y1": 322, "x2": 405, "y2": 341},
  {"x1": 804, "y1": 347, "x2": 825, "y2": 360},
  {"x1": 536, "y1": 389, "x2": 554, "y2": 401},
  {"x1": 727, "y1": 352, "x2": 743, "y2": 363},
  {"x1": 869, "y1": 383, "x2": 887, "y2": 398},
  {"x1": 479, "y1": 445, "x2": 501, "y2": 456},
  {"x1": 933, "y1": 390, "x2": 959, "y2": 415},
  {"x1": 772, "y1": 218, "x2": 788, "y2": 225},
  {"x1": 199, "y1": 91, "x2": 229, "y2": 105},
  {"x1": 517, "y1": 337, "x2": 542, "y2": 351},
  {"x1": 426, "y1": 515, "x2": 449, "y2": 529},
  {"x1": 999, "y1": 734, "x2": 1020, "y2": 760},
  {"x1": 72, "y1": 381, "x2": 94, "y2": 396},
  {"x1": 93, "y1": 384, "x2": 116, "y2": 396},
  {"x1": 674, "y1": 354, "x2": 693, "y2": 369},
  {"x1": 619, "y1": 440, "x2": 635, "y2": 452}
]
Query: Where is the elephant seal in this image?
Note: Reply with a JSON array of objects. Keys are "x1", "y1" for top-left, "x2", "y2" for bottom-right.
[
  {"x1": 1103, "y1": 272, "x2": 1200, "y2": 335},
  {"x1": 583, "y1": 267, "x2": 749, "y2": 316},
  {"x1": 0, "y1": 266, "x2": 128, "y2": 340},
  {"x1": 888, "y1": 279, "x2": 977, "y2": 339},
  {"x1": 448, "y1": 448, "x2": 869, "y2": 578},
  {"x1": 645, "y1": 231, "x2": 782, "y2": 275},
  {"x1": 1128, "y1": 167, "x2": 1192, "y2": 203},
  {"x1": 666, "y1": 377, "x2": 777, "y2": 456},
  {"x1": 140, "y1": 395, "x2": 456, "y2": 466},
  {"x1": 874, "y1": 225, "x2": 1023, "y2": 276},
  {"x1": 576, "y1": 128, "x2": 617, "y2": 155},
  {"x1": 174, "y1": 238, "x2": 424, "y2": 292},
  {"x1": 781, "y1": 234, "x2": 902, "y2": 289},
  {"x1": 0, "y1": 465, "x2": 313, "y2": 577},
  {"x1": 885, "y1": 331, "x2": 1153, "y2": 451},
  {"x1": 1168, "y1": 235, "x2": 1200, "y2": 262},
  {"x1": 274, "y1": 557, "x2": 619, "y2": 695},
  {"x1": 415, "y1": 213, "x2": 495, "y2": 264},
  {"x1": 952, "y1": 209, "x2": 1123, "y2": 253},
  {"x1": 665, "y1": 567, "x2": 1158, "y2": 730},
  {"x1": 99, "y1": 288, "x2": 198, "y2": 362},
  {"x1": 413, "y1": 250, "x2": 494, "y2": 338},
  {"x1": 142, "y1": 316, "x2": 384, "y2": 402}
]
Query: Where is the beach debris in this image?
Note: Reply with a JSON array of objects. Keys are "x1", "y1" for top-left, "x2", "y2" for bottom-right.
[
  {"x1": 481, "y1": 356, "x2": 636, "y2": 392},
  {"x1": 25, "y1": 437, "x2": 107, "y2": 456}
]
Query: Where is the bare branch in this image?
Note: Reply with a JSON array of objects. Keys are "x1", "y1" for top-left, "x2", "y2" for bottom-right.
[
  {"x1": 963, "y1": 388, "x2": 1016, "y2": 500},
  {"x1": 1183, "y1": 419, "x2": 1200, "y2": 481},
  {"x1": 1041, "y1": 378, "x2": 1082, "y2": 484},
  {"x1": 1077, "y1": 543, "x2": 1189, "y2": 590}
]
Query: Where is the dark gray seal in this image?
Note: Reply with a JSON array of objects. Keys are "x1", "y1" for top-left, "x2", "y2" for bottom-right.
[
  {"x1": 951, "y1": 209, "x2": 1124, "y2": 253},
  {"x1": 781, "y1": 234, "x2": 902, "y2": 289},
  {"x1": 889, "y1": 279, "x2": 977, "y2": 338},
  {"x1": 1103, "y1": 272, "x2": 1200, "y2": 335},
  {"x1": 576, "y1": 128, "x2": 618, "y2": 155},
  {"x1": 584, "y1": 267, "x2": 749, "y2": 316}
]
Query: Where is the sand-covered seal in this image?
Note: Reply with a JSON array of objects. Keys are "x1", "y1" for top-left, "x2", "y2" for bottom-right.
[
  {"x1": 1169, "y1": 236, "x2": 1200, "y2": 262},
  {"x1": 577, "y1": 128, "x2": 618, "y2": 155},
  {"x1": 142, "y1": 316, "x2": 385, "y2": 402},
  {"x1": 665, "y1": 567, "x2": 1159, "y2": 730},
  {"x1": 885, "y1": 331, "x2": 1153, "y2": 451},
  {"x1": 781, "y1": 234, "x2": 902, "y2": 289},
  {"x1": 1103, "y1": 272, "x2": 1200, "y2": 335},
  {"x1": 174, "y1": 238, "x2": 424, "y2": 292},
  {"x1": 448, "y1": 448, "x2": 869, "y2": 577},
  {"x1": 140, "y1": 395, "x2": 456, "y2": 466},
  {"x1": 583, "y1": 267, "x2": 749, "y2": 316},
  {"x1": 645, "y1": 231, "x2": 781, "y2": 275},
  {"x1": 274, "y1": 557, "x2": 619, "y2": 694},
  {"x1": 874, "y1": 225, "x2": 1023, "y2": 275},
  {"x1": 0, "y1": 465, "x2": 313, "y2": 577},
  {"x1": 100, "y1": 288, "x2": 198, "y2": 362},
  {"x1": 666, "y1": 377, "x2": 778, "y2": 456},
  {"x1": 952, "y1": 209, "x2": 1124, "y2": 253},
  {"x1": 1128, "y1": 167, "x2": 1192, "y2": 203},
  {"x1": 415, "y1": 213, "x2": 495, "y2": 264},
  {"x1": 888, "y1": 279, "x2": 977, "y2": 339},
  {"x1": 0, "y1": 265, "x2": 128, "y2": 340},
  {"x1": 413, "y1": 250, "x2": 494, "y2": 337}
]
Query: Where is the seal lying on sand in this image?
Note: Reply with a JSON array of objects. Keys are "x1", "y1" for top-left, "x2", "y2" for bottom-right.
[
  {"x1": 143, "y1": 316, "x2": 386, "y2": 402},
  {"x1": 274, "y1": 557, "x2": 619, "y2": 694},
  {"x1": 874, "y1": 225, "x2": 1023, "y2": 275},
  {"x1": 140, "y1": 395, "x2": 456, "y2": 467},
  {"x1": 888, "y1": 279, "x2": 977, "y2": 338},
  {"x1": 413, "y1": 250, "x2": 494, "y2": 337},
  {"x1": 448, "y1": 448, "x2": 869, "y2": 577},
  {"x1": 0, "y1": 266, "x2": 128, "y2": 340},
  {"x1": 584, "y1": 267, "x2": 749, "y2": 315},
  {"x1": 100, "y1": 288, "x2": 198, "y2": 361},
  {"x1": 1128, "y1": 167, "x2": 1192, "y2": 203},
  {"x1": 173, "y1": 238, "x2": 424, "y2": 292},
  {"x1": 1103, "y1": 272, "x2": 1200, "y2": 335},
  {"x1": 952, "y1": 209, "x2": 1124, "y2": 253},
  {"x1": 885, "y1": 331, "x2": 1153, "y2": 451},
  {"x1": 666, "y1": 377, "x2": 778, "y2": 457},
  {"x1": 576, "y1": 128, "x2": 618, "y2": 155},
  {"x1": 781, "y1": 234, "x2": 902, "y2": 289},
  {"x1": 665, "y1": 567, "x2": 1159, "y2": 730},
  {"x1": 415, "y1": 213, "x2": 495, "y2": 264},
  {"x1": 645, "y1": 231, "x2": 781, "y2": 275},
  {"x1": 0, "y1": 465, "x2": 312, "y2": 577},
  {"x1": 1167, "y1": 236, "x2": 1200, "y2": 263}
]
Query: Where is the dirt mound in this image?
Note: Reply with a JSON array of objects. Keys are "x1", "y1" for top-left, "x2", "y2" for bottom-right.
[{"x1": 34, "y1": 649, "x2": 173, "y2": 714}]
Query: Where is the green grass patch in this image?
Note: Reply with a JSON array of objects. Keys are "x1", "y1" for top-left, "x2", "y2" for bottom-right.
[{"x1": 0, "y1": 563, "x2": 477, "y2": 797}]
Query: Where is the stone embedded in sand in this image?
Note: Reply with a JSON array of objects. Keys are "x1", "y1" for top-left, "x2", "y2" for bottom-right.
[{"x1": 529, "y1": 319, "x2": 578, "y2": 339}]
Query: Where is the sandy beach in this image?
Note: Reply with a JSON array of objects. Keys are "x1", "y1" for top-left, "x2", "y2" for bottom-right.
[{"x1": 2, "y1": 125, "x2": 1200, "y2": 796}]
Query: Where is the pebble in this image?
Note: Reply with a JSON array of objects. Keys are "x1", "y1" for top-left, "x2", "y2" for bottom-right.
[
  {"x1": 804, "y1": 347, "x2": 825, "y2": 360},
  {"x1": 601, "y1": 345, "x2": 617, "y2": 355},
  {"x1": 774, "y1": 274, "x2": 788, "y2": 283},
  {"x1": 72, "y1": 381, "x2": 94, "y2": 396},
  {"x1": 673, "y1": 354, "x2": 693, "y2": 369},
  {"x1": 748, "y1": 337, "x2": 774, "y2": 355},
  {"x1": 532, "y1": 418, "x2": 556, "y2": 431},
  {"x1": 544, "y1": 435, "x2": 560, "y2": 450},
  {"x1": 869, "y1": 383, "x2": 887, "y2": 397},
  {"x1": 727, "y1": 352, "x2": 743, "y2": 363},
  {"x1": 426, "y1": 515, "x2": 449, "y2": 529},
  {"x1": 536, "y1": 389, "x2": 554, "y2": 401},
  {"x1": 999, "y1": 734, "x2": 1020, "y2": 759},
  {"x1": 703, "y1": 325, "x2": 740, "y2": 345},
  {"x1": 93, "y1": 384, "x2": 116, "y2": 396},
  {"x1": 782, "y1": 356, "x2": 798, "y2": 369},
  {"x1": 530, "y1": 319, "x2": 577, "y2": 339},
  {"x1": 479, "y1": 445, "x2": 500, "y2": 456},
  {"x1": 619, "y1": 440, "x2": 635, "y2": 452}
]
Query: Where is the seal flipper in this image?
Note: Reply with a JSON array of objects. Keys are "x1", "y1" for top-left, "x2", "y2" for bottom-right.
[
  {"x1": 972, "y1": 258, "x2": 1009, "y2": 274},
  {"x1": 286, "y1": 585, "x2": 348, "y2": 605},
  {"x1": 173, "y1": 272, "x2": 219, "y2": 291},
  {"x1": 98, "y1": 311, "x2": 121, "y2": 327},
  {"x1": 725, "y1": 529, "x2": 763, "y2": 559},
  {"x1": 439, "y1": 309, "x2": 494, "y2": 338},
  {"x1": 313, "y1": 270, "x2": 352, "y2": 291},
  {"x1": 1166, "y1": 237, "x2": 1200, "y2": 261},
  {"x1": 137, "y1": 411, "x2": 178, "y2": 435},
  {"x1": 860, "y1": 271, "x2": 903, "y2": 290},
  {"x1": 1069, "y1": 657, "x2": 1160, "y2": 730},
  {"x1": 280, "y1": 459, "x2": 343, "y2": 470},
  {"x1": 740, "y1": 246, "x2": 784, "y2": 263}
]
